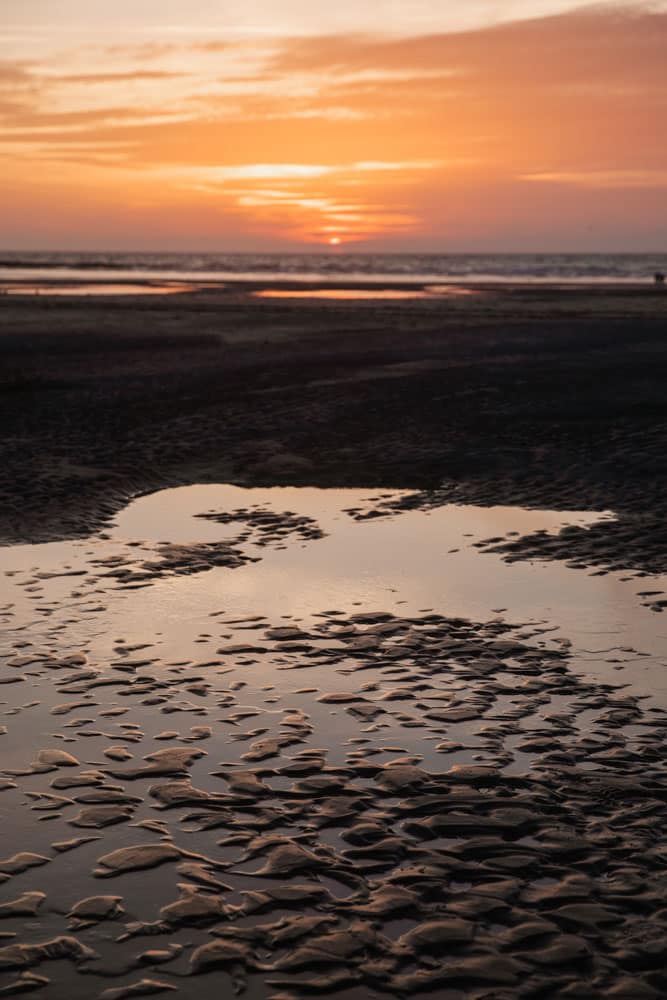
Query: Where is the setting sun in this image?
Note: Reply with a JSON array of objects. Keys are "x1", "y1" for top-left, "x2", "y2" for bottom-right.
[{"x1": 328, "y1": 237, "x2": 342, "y2": 246}]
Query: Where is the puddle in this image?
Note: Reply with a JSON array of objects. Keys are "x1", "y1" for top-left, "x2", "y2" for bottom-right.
[
  {"x1": 2, "y1": 282, "x2": 480, "y2": 301},
  {"x1": 253, "y1": 289, "x2": 428, "y2": 300},
  {"x1": 253, "y1": 285, "x2": 482, "y2": 300},
  {"x1": 0, "y1": 282, "x2": 207, "y2": 296},
  {"x1": 2, "y1": 485, "x2": 665, "y2": 696}
]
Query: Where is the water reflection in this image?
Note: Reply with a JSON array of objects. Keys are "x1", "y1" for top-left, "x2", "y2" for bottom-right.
[
  {"x1": 2, "y1": 484, "x2": 665, "y2": 699},
  {"x1": 253, "y1": 285, "x2": 482, "y2": 300},
  {"x1": 253, "y1": 289, "x2": 427, "y2": 300},
  {"x1": 0, "y1": 282, "x2": 204, "y2": 296}
]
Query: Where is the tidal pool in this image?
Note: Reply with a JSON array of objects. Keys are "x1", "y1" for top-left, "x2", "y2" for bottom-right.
[
  {"x1": 1, "y1": 486, "x2": 666, "y2": 1000},
  {"x1": 3, "y1": 484, "x2": 664, "y2": 697}
]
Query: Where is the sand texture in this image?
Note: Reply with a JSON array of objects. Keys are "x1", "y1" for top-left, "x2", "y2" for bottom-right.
[
  {"x1": 1, "y1": 285, "x2": 666, "y2": 574},
  {"x1": 1, "y1": 284, "x2": 667, "y2": 998}
]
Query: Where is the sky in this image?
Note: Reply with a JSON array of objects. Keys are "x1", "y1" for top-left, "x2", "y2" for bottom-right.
[{"x1": 1, "y1": 1, "x2": 666, "y2": 251}]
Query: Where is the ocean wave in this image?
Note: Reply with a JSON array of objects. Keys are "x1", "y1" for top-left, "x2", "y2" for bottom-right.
[{"x1": 1, "y1": 252, "x2": 665, "y2": 283}]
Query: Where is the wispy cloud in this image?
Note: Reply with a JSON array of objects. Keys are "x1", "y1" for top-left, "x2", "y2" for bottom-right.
[
  {"x1": 44, "y1": 70, "x2": 190, "y2": 84},
  {"x1": 523, "y1": 170, "x2": 667, "y2": 188},
  {"x1": 167, "y1": 160, "x2": 444, "y2": 182},
  {"x1": 187, "y1": 163, "x2": 336, "y2": 181},
  {"x1": 1, "y1": 4, "x2": 666, "y2": 249}
]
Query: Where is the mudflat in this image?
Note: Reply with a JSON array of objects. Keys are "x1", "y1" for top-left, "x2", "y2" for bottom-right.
[
  {"x1": 1, "y1": 284, "x2": 667, "y2": 999},
  {"x1": 2, "y1": 284, "x2": 667, "y2": 565}
]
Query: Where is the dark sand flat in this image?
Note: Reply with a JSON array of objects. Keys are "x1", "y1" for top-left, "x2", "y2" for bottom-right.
[{"x1": 1, "y1": 284, "x2": 667, "y2": 573}]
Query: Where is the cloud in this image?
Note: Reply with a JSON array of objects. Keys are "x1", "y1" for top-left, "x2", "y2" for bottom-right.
[
  {"x1": 99, "y1": 42, "x2": 179, "y2": 60},
  {"x1": 0, "y1": 60, "x2": 33, "y2": 84},
  {"x1": 191, "y1": 163, "x2": 335, "y2": 180},
  {"x1": 523, "y1": 170, "x2": 667, "y2": 188},
  {"x1": 269, "y1": 6, "x2": 666, "y2": 83},
  {"x1": 167, "y1": 160, "x2": 444, "y2": 183},
  {"x1": 45, "y1": 70, "x2": 190, "y2": 84},
  {"x1": 1, "y1": 3, "x2": 666, "y2": 249}
]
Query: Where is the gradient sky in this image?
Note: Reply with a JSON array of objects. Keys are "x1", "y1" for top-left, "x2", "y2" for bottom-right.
[{"x1": 1, "y1": 1, "x2": 666, "y2": 251}]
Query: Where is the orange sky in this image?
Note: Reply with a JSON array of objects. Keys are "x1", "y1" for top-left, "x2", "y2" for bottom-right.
[{"x1": 1, "y1": 2, "x2": 666, "y2": 250}]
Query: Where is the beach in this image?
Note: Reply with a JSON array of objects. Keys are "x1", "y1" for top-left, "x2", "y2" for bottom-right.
[
  {"x1": 2, "y1": 283, "x2": 667, "y2": 565},
  {"x1": 1, "y1": 283, "x2": 667, "y2": 999},
  {"x1": 3, "y1": 0, "x2": 667, "y2": 989}
]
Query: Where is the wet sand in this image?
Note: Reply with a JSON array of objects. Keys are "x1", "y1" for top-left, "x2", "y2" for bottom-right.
[
  {"x1": 1, "y1": 486, "x2": 667, "y2": 1000},
  {"x1": 1, "y1": 284, "x2": 667, "y2": 998},
  {"x1": 2, "y1": 283, "x2": 667, "y2": 569}
]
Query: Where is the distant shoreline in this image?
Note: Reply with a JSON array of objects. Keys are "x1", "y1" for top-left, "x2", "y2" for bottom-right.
[{"x1": 1, "y1": 250, "x2": 665, "y2": 290}]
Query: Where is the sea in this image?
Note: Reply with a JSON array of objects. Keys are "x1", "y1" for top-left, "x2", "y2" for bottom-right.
[{"x1": 1, "y1": 251, "x2": 666, "y2": 285}]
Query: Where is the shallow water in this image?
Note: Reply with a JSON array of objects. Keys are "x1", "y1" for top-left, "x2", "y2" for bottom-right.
[
  {"x1": 4, "y1": 485, "x2": 663, "y2": 697},
  {"x1": 2, "y1": 250, "x2": 667, "y2": 285},
  {"x1": 252, "y1": 287, "x2": 481, "y2": 300},
  {"x1": 254, "y1": 289, "x2": 429, "y2": 300},
  {"x1": 0, "y1": 282, "x2": 205, "y2": 296},
  {"x1": 1, "y1": 485, "x2": 667, "y2": 998}
]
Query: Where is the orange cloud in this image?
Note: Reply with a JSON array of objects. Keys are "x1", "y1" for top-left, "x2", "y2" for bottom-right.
[
  {"x1": 48, "y1": 70, "x2": 189, "y2": 84},
  {"x1": 1, "y1": 4, "x2": 666, "y2": 249}
]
